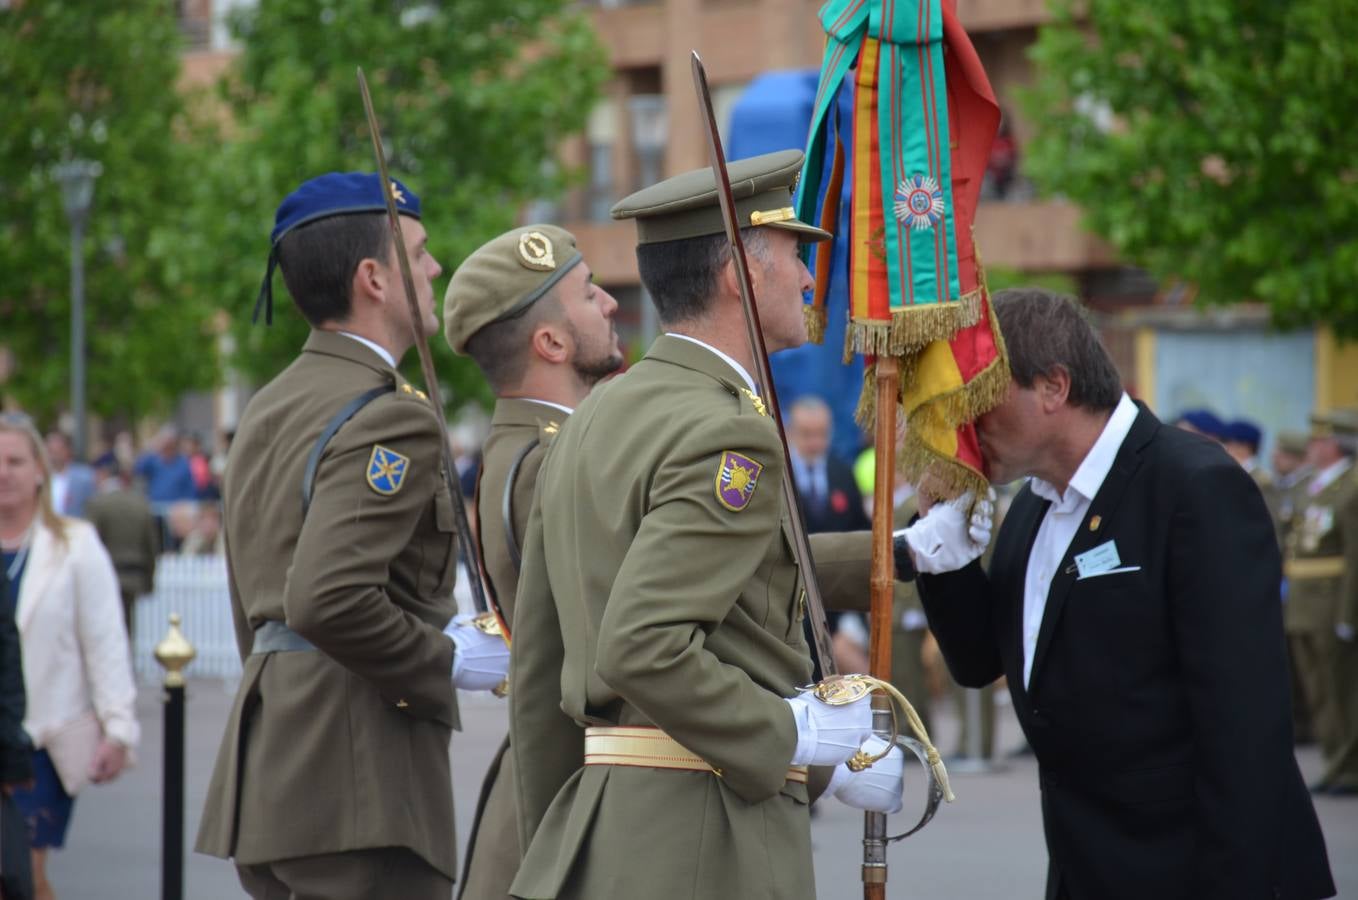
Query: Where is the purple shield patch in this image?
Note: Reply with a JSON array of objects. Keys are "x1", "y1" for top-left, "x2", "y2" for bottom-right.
[{"x1": 715, "y1": 451, "x2": 764, "y2": 512}]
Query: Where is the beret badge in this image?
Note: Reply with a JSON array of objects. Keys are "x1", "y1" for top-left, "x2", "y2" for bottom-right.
[{"x1": 517, "y1": 231, "x2": 557, "y2": 271}]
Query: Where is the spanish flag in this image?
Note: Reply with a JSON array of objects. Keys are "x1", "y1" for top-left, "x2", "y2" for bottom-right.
[{"x1": 797, "y1": 0, "x2": 1008, "y2": 496}]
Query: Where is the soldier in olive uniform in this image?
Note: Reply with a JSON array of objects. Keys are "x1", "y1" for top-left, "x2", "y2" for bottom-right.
[
  {"x1": 1270, "y1": 430, "x2": 1315, "y2": 741},
  {"x1": 508, "y1": 151, "x2": 970, "y2": 900},
  {"x1": 195, "y1": 173, "x2": 510, "y2": 899},
  {"x1": 441, "y1": 225, "x2": 624, "y2": 899},
  {"x1": 1285, "y1": 409, "x2": 1357, "y2": 794},
  {"x1": 84, "y1": 459, "x2": 160, "y2": 634},
  {"x1": 1292, "y1": 409, "x2": 1358, "y2": 795}
]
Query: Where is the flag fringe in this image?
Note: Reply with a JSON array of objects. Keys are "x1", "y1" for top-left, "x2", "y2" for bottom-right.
[
  {"x1": 803, "y1": 303, "x2": 828, "y2": 345},
  {"x1": 854, "y1": 289, "x2": 1011, "y2": 501},
  {"x1": 841, "y1": 284, "x2": 984, "y2": 361}
]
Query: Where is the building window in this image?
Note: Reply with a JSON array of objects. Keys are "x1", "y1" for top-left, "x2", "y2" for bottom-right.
[
  {"x1": 626, "y1": 94, "x2": 666, "y2": 192},
  {"x1": 585, "y1": 102, "x2": 618, "y2": 222}
]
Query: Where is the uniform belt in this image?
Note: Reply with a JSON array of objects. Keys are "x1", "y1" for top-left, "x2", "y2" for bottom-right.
[
  {"x1": 251, "y1": 620, "x2": 317, "y2": 654},
  {"x1": 1284, "y1": 556, "x2": 1345, "y2": 580},
  {"x1": 583, "y1": 725, "x2": 808, "y2": 784}
]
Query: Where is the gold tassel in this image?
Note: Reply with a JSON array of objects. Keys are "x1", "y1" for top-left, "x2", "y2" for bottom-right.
[{"x1": 803, "y1": 303, "x2": 827, "y2": 345}]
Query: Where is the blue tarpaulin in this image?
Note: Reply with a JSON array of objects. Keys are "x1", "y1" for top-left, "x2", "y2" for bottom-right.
[{"x1": 728, "y1": 70, "x2": 865, "y2": 464}]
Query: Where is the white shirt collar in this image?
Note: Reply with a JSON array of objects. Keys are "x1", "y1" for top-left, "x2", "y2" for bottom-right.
[
  {"x1": 665, "y1": 333, "x2": 758, "y2": 396},
  {"x1": 338, "y1": 331, "x2": 396, "y2": 368},
  {"x1": 523, "y1": 399, "x2": 574, "y2": 416},
  {"x1": 1029, "y1": 393, "x2": 1138, "y2": 512}
]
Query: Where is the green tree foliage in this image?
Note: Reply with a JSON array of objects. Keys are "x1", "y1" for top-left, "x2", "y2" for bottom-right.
[
  {"x1": 1023, "y1": 0, "x2": 1358, "y2": 334},
  {"x1": 0, "y1": 3, "x2": 219, "y2": 422},
  {"x1": 194, "y1": 0, "x2": 608, "y2": 410}
]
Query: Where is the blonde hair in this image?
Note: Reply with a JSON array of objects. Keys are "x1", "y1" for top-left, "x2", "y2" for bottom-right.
[{"x1": 0, "y1": 413, "x2": 67, "y2": 545}]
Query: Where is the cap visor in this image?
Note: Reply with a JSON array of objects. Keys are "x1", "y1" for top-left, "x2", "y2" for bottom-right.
[{"x1": 770, "y1": 218, "x2": 832, "y2": 243}]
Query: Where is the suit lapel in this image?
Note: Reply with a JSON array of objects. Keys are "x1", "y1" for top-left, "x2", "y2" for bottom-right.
[
  {"x1": 1027, "y1": 406, "x2": 1159, "y2": 690},
  {"x1": 16, "y1": 522, "x2": 58, "y2": 634}
]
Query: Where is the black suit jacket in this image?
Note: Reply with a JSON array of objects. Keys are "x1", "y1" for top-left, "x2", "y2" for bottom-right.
[
  {"x1": 919, "y1": 405, "x2": 1334, "y2": 900},
  {"x1": 799, "y1": 456, "x2": 871, "y2": 534}
]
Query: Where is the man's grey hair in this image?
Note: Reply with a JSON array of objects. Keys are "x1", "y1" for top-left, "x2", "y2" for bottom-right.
[
  {"x1": 992, "y1": 288, "x2": 1123, "y2": 412},
  {"x1": 789, "y1": 395, "x2": 833, "y2": 429}
]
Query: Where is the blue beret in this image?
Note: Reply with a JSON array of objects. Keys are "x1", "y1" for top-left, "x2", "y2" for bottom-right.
[
  {"x1": 253, "y1": 172, "x2": 421, "y2": 325},
  {"x1": 1175, "y1": 408, "x2": 1226, "y2": 439},
  {"x1": 1224, "y1": 419, "x2": 1263, "y2": 450},
  {"x1": 270, "y1": 172, "x2": 420, "y2": 245}
]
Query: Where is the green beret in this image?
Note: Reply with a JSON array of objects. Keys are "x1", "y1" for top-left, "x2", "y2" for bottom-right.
[
  {"x1": 1275, "y1": 430, "x2": 1309, "y2": 455},
  {"x1": 610, "y1": 149, "x2": 831, "y2": 245},
  {"x1": 443, "y1": 224, "x2": 583, "y2": 355}
]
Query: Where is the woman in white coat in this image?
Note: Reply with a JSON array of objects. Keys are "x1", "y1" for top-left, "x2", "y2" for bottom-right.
[{"x1": 0, "y1": 413, "x2": 138, "y2": 900}]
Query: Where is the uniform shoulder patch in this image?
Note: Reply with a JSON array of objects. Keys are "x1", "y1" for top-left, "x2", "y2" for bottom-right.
[
  {"x1": 366, "y1": 445, "x2": 410, "y2": 495},
  {"x1": 715, "y1": 450, "x2": 764, "y2": 512}
]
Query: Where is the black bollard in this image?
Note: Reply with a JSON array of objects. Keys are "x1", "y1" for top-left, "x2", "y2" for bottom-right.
[{"x1": 155, "y1": 613, "x2": 196, "y2": 900}]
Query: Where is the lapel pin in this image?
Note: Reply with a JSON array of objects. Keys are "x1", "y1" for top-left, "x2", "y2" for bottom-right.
[{"x1": 1089, "y1": 515, "x2": 1102, "y2": 532}]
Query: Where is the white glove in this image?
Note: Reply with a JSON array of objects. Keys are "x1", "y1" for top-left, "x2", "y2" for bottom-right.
[
  {"x1": 1337, "y1": 622, "x2": 1356, "y2": 643},
  {"x1": 444, "y1": 614, "x2": 510, "y2": 691},
  {"x1": 826, "y1": 736, "x2": 905, "y2": 813},
  {"x1": 894, "y1": 488, "x2": 995, "y2": 575},
  {"x1": 785, "y1": 690, "x2": 874, "y2": 767}
]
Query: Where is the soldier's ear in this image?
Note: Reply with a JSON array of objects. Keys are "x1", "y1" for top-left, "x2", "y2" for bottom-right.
[
  {"x1": 718, "y1": 253, "x2": 750, "y2": 304},
  {"x1": 530, "y1": 322, "x2": 569, "y2": 366},
  {"x1": 351, "y1": 257, "x2": 386, "y2": 306}
]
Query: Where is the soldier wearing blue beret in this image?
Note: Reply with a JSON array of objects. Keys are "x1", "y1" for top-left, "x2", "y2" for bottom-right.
[{"x1": 197, "y1": 172, "x2": 509, "y2": 899}]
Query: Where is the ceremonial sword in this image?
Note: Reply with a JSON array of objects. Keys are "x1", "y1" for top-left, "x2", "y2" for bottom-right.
[
  {"x1": 356, "y1": 67, "x2": 499, "y2": 628},
  {"x1": 691, "y1": 51, "x2": 947, "y2": 900},
  {"x1": 688, "y1": 53, "x2": 838, "y2": 679}
]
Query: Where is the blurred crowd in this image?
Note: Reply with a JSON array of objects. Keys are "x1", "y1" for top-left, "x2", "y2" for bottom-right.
[{"x1": 44, "y1": 424, "x2": 230, "y2": 564}]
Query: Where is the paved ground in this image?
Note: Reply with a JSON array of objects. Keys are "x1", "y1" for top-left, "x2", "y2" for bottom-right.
[{"x1": 46, "y1": 677, "x2": 1358, "y2": 899}]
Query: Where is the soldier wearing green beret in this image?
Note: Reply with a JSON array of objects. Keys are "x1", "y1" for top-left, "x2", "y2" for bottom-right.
[
  {"x1": 442, "y1": 224, "x2": 624, "y2": 900},
  {"x1": 507, "y1": 150, "x2": 936, "y2": 900},
  {"x1": 195, "y1": 173, "x2": 510, "y2": 899},
  {"x1": 1290, "y1": 409, "x2": 1358, "y2": 795}
]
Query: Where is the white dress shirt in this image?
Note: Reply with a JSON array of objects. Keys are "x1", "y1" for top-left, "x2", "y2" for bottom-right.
[
  {"x1": 1021, "y1": 392, "x2": 1138, "y2": 687},
  {"x1": 338, "y1": 330, "x2": 396, "y2": 368},
  {"x1": 666, "y1": 332, "x2": 758, "y2": 395},
  {"x1": 789, "y1": 450, "x2": 829, "y2": 508}
]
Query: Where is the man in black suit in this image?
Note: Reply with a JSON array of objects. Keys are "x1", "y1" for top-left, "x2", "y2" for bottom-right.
[
  {"x1": 787, "y1": 396, "x2": 870, "y2": 534},
  {"x1": 906, "y1": 288, "x2": 1334, "y2": 900},
  {"x1": 787, "y1": 396, "x2": 872, "y2": 673}
]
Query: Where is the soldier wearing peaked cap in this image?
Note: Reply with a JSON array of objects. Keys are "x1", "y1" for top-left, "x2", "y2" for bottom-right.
[
  {"x1": 441, "y1": 224, "x2": 624, "y2": 900},
  {"x1": 195, "y1": 172, "x2": 509, "y2": 900},
  {"x1": 1289, "y1": 409, "x2": 1358, "y2": 796},
  {"x1": 508, "y1": 150, "x2": 927, "y2": 900}
]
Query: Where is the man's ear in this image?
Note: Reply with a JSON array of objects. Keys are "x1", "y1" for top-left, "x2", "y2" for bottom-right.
[
  {"x1": 530, "y1": 321, "x2": 569, "y2": 366},
  {"x1": 351, "y1": 257, "x2": 386, "y2": 307},
  {"x1": 718, "y1": 252, "x2": 756, "y2": 304},
  {"x1": 1038, "y1": 366, "x2": 1072, "y2": 411}
]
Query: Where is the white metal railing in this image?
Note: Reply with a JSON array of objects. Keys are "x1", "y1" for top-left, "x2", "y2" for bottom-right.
[
  {"x1": 131, "y1": 556, "x2": 492, "y2": 703},
  {"x1": 133, "y1": 554, "x2": 240, "y2": 682}
]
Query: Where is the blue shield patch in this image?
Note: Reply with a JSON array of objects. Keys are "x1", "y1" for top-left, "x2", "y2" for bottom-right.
[{"x1": 366, "y1": 445, "x2": 410, "y2": 496}]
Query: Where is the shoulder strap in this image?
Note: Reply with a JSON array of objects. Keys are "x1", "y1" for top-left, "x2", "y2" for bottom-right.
[
  {"x1": 502, "y1": 438, "x2": 540, "y2": 572},
  {"x1": 301, "y1": 384, "x2": 396, "y2": 517}
]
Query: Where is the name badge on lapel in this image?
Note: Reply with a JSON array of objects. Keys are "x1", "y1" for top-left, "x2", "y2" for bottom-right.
[{"x1": 1074, "y1": 540, "x2": 1121, "y2": 579}]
